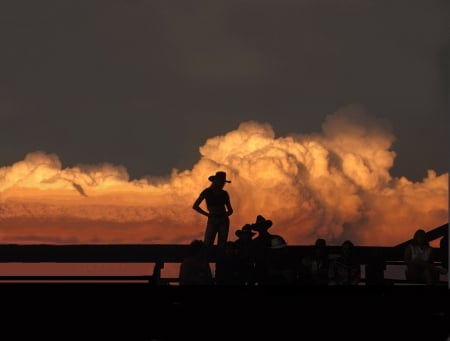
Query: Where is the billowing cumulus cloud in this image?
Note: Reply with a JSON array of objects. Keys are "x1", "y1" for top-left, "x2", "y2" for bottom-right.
[{"x1": 0, "y1": 105, "x2": 447, "y2": 246}]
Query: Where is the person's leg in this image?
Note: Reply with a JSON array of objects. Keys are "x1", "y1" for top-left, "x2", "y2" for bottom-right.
[
  {"x1": 204, "y1": 218, "x2": 217, "y2": 246},
  {"x1": 217, "y1": 217, "x2": 230, "y2": 248}
]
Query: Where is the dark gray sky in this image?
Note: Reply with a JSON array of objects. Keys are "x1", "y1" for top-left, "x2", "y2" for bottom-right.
[{"x1": 1, "y1": 0, "x2": 448, "y2": 182}]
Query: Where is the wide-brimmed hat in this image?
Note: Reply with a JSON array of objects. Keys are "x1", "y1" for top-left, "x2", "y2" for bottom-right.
[
  {"x1": 252, "y1": 215, "x2": 273, "y2": 231},
  {"x1": 235, "y1": 224, "x2": 256, "y2": 238},
  {"x1": 208, "y1": 171, "x2": 231, "y2": 183}
]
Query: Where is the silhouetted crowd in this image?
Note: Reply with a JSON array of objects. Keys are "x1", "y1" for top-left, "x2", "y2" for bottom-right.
[
  {"x1": 178, "y1": 215, "x2": 359, "y2": 286},
  {"x1": 176, "y1": 216, "x2": 448, "y2": 286}
]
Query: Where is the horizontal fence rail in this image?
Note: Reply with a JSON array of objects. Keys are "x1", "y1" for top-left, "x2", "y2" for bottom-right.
[
  {"x1": 0, "y1": 244, "x2": 427, "y2": 263},
  {"x1": 0, "y1": 223, "x2": 447, "y2": 285}
]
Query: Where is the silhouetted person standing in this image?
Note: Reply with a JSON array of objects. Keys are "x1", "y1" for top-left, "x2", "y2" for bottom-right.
[{"x1": 193, "y1": 171, "x2": 234, "y2": 248}]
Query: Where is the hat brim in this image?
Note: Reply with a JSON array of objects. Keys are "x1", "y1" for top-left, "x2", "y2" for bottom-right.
[
  {"x1": 208, "y1": 176, "x2": 231, "y2": 183},
  {"x1": 235, "y1": 230, "x2": 256, "y2": 237},
  {"x1": 252, "y1": 220, "x2": 273, "y2": 230}
]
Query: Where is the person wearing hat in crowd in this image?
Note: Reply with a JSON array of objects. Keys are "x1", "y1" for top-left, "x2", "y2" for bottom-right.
[
  {"x1": 249, "y1": 215, "x2": 293, "y2": 284},
  {"x1": 249, "y1": 215, "x2": 273, "y2": 283},
  {"x1": 233, "y1": 224, "x2": 257, "y2": 285},
  {"x1": 251, "y1": 215, "x2": 275, "y2": 250},
  {"x1": 192, "y1": 171, "x2": 234, "y2": 249},
  {"x1": 235, "y1": 224, "x2": 257, "y2": 246}
]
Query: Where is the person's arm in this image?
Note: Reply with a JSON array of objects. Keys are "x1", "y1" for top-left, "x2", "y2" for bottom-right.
[
  {"x1": 151, "y1": 259, "x2": 164, "y2": 285},
  {"x1": 225, "y1": 192, "x2": 233, "y2": 216},
  {"x1": 178, "y1": 260, "x2": 190, "y2": 285},
  {"x1": 193, "y1": 192, "x2": 209, "y2": 217}
]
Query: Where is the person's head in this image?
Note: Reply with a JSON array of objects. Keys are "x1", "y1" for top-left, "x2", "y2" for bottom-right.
[
  {"x1": 314, "y1": 238, "x2": 327, "y2": 256},
  {"x1": 412, "y1": 229, "x2": 428, "y2": 246},
  {"x1": 251, "y1": 215, "x2": 273, "y2": 233},
  {"x1": 235, "y1": 224, "x2": 256, "y2": 241},
  {"x1": 188, "y1": 239, "x2": 207, "y2": 257},
  {"x1": 341, "y1": 240, "x2": 354, "y2": 257},
  {"x1": 208, "y1": 171, "x2": 231, "y2": 188},
  {"x1": 315, "y1": 238, "x2": 326, "y2": 248}
]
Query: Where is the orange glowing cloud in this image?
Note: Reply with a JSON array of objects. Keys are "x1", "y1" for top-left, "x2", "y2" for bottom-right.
[{"x1": 0, "y1": 105, "x2": 447, "y2": 246}]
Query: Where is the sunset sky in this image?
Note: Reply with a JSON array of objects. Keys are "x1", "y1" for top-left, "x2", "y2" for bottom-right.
[{"x1": 0, "y1": 0, "x2": 448, "y2": 250}]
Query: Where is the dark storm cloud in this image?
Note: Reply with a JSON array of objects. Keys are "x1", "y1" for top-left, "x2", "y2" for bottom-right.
[{"x1": 0, "y1": 0, "x2": 448, "y2": 181}]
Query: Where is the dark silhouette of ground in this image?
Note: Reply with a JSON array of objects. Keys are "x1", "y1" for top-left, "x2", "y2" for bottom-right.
[{"x1": 3, "y1": 283, "x2": 448, "y2": 340}]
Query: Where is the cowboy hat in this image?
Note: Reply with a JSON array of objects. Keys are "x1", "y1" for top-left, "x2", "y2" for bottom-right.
[
  {"x1": 252, "y1": 215, "x2": 273, "y2": 231},
  {"x1": 208, "y1": 171, "x2": 231, "y2": 183},
  {"x1": 235, "y1": 224, "x2": 256, "y2": 238}
]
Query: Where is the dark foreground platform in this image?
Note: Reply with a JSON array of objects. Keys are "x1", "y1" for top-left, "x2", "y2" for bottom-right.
[{"x1": 2, "y1": 283, "x2": 449, "y2": 340}]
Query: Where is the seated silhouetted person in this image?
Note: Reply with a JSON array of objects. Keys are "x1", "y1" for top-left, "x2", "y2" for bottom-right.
[
  {"x1": 179, "y1": 239, "x2": 214, "y2": 285},
  {"x1": 260, "y1": 235, "x2": 296, "y2": 285},
  {"x1": 233, "y1": 224, "x2": 257, "y2": 285},
  {"x1": 250, "y1": 215, "x2": 275, "y2": 284},
  {"x1": 329, "y1": 240, "x2": 361, "y2": 285},
  {"x1": 298, "y1": 238, "x2": 330, "y2": 285},
  {"x1": 404, "y1": 229, "x2": 442, "y2": 285},
  {"x1": 251, "y1": 215, "x2": 275, "y2": 250}
]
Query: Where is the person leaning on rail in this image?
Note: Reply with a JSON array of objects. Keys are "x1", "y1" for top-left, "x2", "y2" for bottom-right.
[{"x1": 404, "y1": 228, "x2": 445, "y2": 285}]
